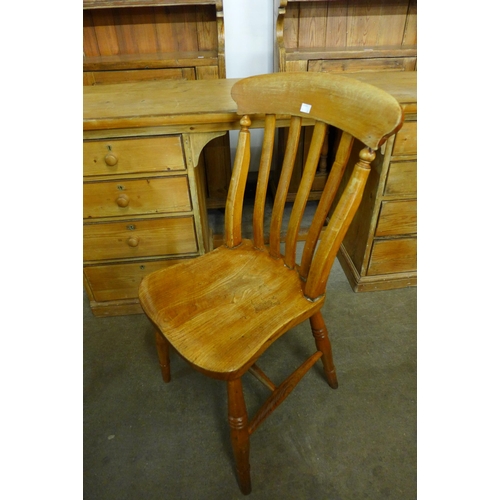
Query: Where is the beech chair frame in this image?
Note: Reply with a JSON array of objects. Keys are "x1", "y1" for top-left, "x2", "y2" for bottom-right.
[{"x1": 139, "y1": 72, "x2": 403, "y2": 495}]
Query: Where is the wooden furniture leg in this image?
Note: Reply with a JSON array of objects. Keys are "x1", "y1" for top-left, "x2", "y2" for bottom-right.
[
  {"x1": 155, "y1": 330, "x2": 171, "y2": 383},
  {"x1": 310, "y1": 311, "x2": 338, "y2": 389},
  {"x1": 227, "y1": 378, "x2": 251, "y2": 495}
]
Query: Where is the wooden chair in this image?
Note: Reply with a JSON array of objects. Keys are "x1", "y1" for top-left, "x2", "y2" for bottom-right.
[{"x1": 139, "y1": 72, "x2": 403, "y2": 495}]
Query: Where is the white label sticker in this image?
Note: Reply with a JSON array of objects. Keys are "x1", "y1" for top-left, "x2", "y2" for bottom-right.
[{"x1": 300, "y1": 103, "x2": 312, "y2": 114}]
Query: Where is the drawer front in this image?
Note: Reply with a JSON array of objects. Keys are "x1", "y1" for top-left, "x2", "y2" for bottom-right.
[
  {"x1": 84, "y1": 67, "x2": 196, "y2": 86},
  {"x1": 83, "y1": 176, "x2": 192, "y2": 219},
  {"x1": 392, "y1": 121, "x2": 417, "y2": 156},
  {"x1": 368, "y1": 237, "x2": 417, "y2": 275},
  {"x1": 308, "y1": 57, "x2": 417, "y2": 74},
  {"x1": 83, "y1": 217, "x2": 198, "y2": 262},
  {"x1": 384, "y1": 161, "x2": 417, "y2": 197},
  {"x1": 376, "y1": 200, "x2": 417, "y2": 237},
  {"x1": 84, "y1": 259, "x2": 186, "y2": 302},
  {"x1": 83, "y1": 136, "x2": 185, "y2": 177}
]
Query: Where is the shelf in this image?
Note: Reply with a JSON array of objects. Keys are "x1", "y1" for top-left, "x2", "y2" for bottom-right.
[
  {"x1": 84, "y1": 51, "x2": 218, "y2": 71},
  {"x1": 83, "y1": 0, "x2": 219, "y2": 9},
  {"x1": 285, "y1": 46, "x2": 417, "y2": 62}
]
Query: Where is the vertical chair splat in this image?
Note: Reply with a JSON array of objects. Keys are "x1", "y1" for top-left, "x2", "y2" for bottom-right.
[
  {"x1": 253, "y1": 115, "x2": 276, "y2": 250},
  {"x1": 269, "y1": 115, "x2": 302, "y2": 259},
  {"x1": 284, "y1": 121, "x2": 327, "y2": 269},
  {"x1": 300, "y1": 131, "x2": 354, "y2": 280},
  {"x1": 318, "y1": 128, "x2": 330, "y2": 176}
]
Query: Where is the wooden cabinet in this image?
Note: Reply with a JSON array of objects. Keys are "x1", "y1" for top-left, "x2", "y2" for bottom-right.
[
  {"x1": 275, "y1": 0, "x2": 417, "y2": 291},
  {"x1": 83, "y1": 132, "x2": 210, "y2": 316},
  {"x1": 334, "y1": 71, "x2": 417, "y2": 291},
  {"x1": 276, "y1": 0, "x2": 417, "y2": 74},
  {"x1": 84, "y1": 77, "x2": 243, "y2": 316},
  {"x1": 275, "y1": 0, "x2": 416, "y2": 198},
  {"x1": 83, "y1": 0, "x2": 226, "y2": 84},
  {"x1": 83, "y1": 0, "x2": 231, "y2": 209}
]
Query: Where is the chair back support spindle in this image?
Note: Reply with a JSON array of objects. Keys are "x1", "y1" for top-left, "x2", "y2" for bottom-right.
[
  {"x1": 299, "y1": 130, "x2": 354, "y2": 281},
  {"x1": 225, "y1": 115, "x2": 252, "y2": 249}
]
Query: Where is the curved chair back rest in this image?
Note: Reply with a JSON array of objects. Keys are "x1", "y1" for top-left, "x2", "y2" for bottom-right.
[{"x1": 227, "y1": 72, "x2": 403, "y2": 300}]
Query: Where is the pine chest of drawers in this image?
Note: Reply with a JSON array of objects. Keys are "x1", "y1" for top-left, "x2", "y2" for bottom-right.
[{"x1": 334, "y1": 72, "x2": 417, "y2": 291}]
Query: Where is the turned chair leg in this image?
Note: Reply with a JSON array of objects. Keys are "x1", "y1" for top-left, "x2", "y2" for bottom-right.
[
  {"x1": 155, "y1": 330, "x2": 171, "y2": 383},
  {"x1": 227, "y1": 378, "x2": 251, "y2": 495},
  {"x1": 310, "y1": 311, "x2": 338, "y2": 389}
]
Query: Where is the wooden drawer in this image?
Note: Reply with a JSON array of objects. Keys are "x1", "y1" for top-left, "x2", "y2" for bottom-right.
[
  {"x1": 83, "y1": 217, "x2": 198, "y2": 262},
  {"x1": 367, "y1": 237, "x2": 417, "y2": 276},
  {"x1": 308, "y1": 57, "x2": 416, "y2": 74},
  {"x1": 83, "y1": 136, "x2": 185, "y2": 177},
  {"x1": 83, "y1": 176, "x2": 192, "y2": 219},
  {"x1": 376, "y1": 200, "x2": 417, "y2": 237},
  {"x1": 392, "y1": 121, "x2": 417, "y2": 156},
  {"x1": 384, "y1": 161, "x2": 417, "y2": 197},
  {"x1": 84, "y1": 258, "x2": 186, "y2": 302},
  {"x1": 84, "y1": 67, "x2": 196, "y2": 86}
]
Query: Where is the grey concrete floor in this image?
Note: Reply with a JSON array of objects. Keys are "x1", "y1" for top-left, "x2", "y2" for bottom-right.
[{"x1": 83, "y1": 239, "x2": 417, "y2": 499}]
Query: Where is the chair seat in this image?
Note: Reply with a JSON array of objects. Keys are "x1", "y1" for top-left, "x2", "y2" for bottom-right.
[{"x1": 139, "y1": 239, "x2": 324, "y2": 379}]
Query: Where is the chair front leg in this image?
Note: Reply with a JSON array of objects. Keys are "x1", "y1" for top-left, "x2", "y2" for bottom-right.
[
  {"x1": 155, "y1": 330, "x2": 171, "y2": 383},
  {"x1": 310, "y1": 311, "x2": 338, "y2": 389},
  {"x1": 227, "y1": 378, "x2": 251, "y2": 495}
]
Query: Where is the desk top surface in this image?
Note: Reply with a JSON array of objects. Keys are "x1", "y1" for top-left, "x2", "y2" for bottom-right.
[{"x1": 84, "y1": 72, "x2": 416, "y2": 132}]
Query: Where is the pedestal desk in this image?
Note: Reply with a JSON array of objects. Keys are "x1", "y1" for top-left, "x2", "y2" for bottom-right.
[
  {"x1": 84, "y1": 78, "x2": 239, "y2": 316},
  {"x1": 83, "y1": 72, "x2": 416, "y2": 316}
]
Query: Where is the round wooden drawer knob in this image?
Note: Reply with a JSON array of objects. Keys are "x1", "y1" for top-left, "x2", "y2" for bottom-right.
[
  {"x1": 105, "y1": 153, "x2": 118, "y2": 166},
  {"x1": 127, "y1": 237, "x2": 139, "y2": 247},
  {"x1": 116, "y1": 194, "x2": 130, "y2": 207}
]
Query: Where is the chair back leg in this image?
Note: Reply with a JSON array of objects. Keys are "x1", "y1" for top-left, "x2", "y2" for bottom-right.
[{"x1": 310, "y1": 311, "x2": 338, "y2": 389}]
